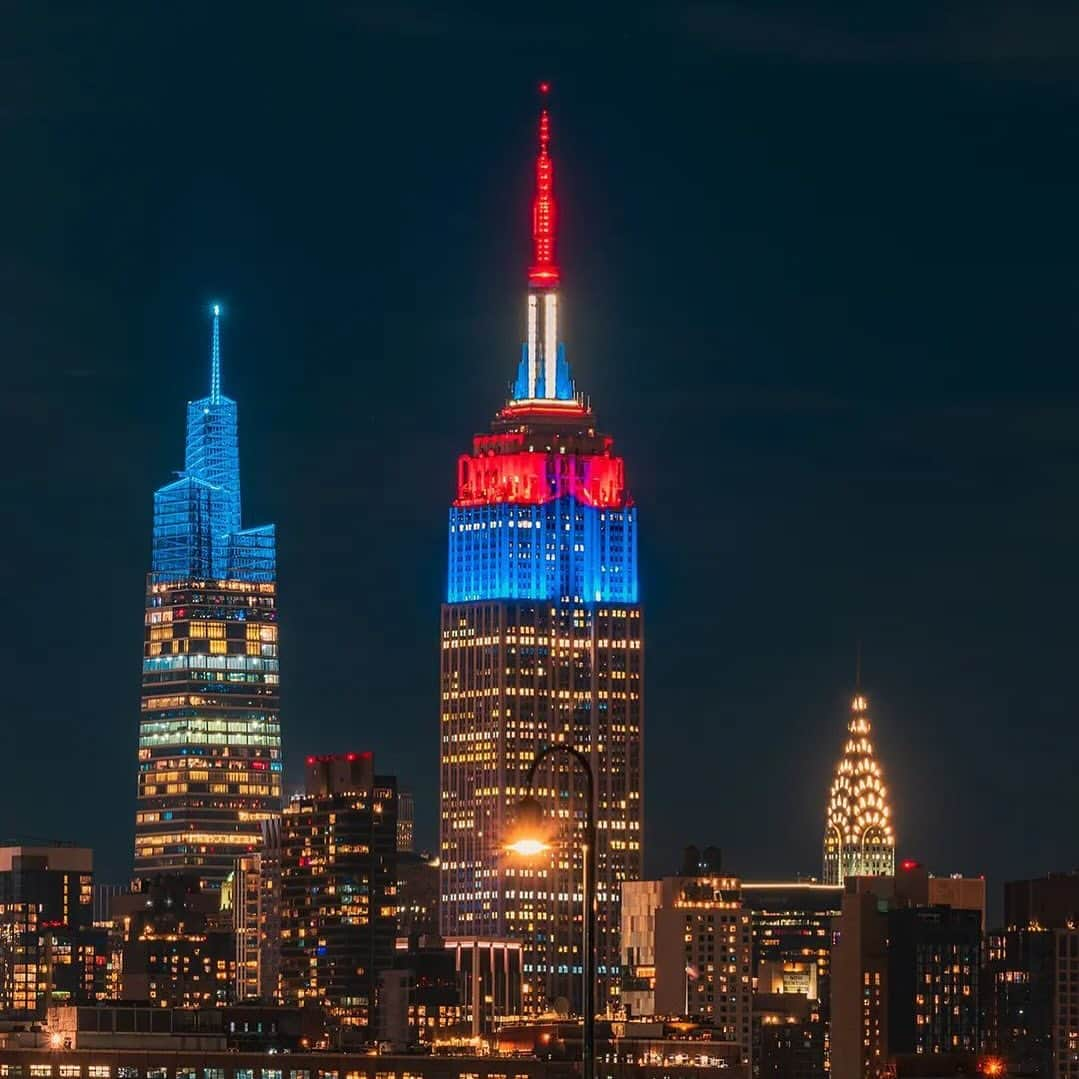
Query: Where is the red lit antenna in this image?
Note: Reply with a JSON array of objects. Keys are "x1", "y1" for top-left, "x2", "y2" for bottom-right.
[{"x1": 528, "y1": 82, "x2": 560, "y2": 289}]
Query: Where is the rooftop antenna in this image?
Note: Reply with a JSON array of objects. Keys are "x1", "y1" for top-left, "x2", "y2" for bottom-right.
[
  {"x1": 210, "y1": 302, "x2": 222, "y2": 404},
  {"x1": 855, "y1": 638, "x2": 863, "y2": 692}
]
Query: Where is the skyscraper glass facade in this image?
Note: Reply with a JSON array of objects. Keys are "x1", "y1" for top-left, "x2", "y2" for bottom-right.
[{"x1": 135, "y1": 308, "x2": 281, "y2": 885}]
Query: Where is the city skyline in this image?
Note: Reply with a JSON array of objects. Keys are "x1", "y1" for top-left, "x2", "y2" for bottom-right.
[{"x1": 5, "y1": 7, "x2": 1079, "y2": 902}]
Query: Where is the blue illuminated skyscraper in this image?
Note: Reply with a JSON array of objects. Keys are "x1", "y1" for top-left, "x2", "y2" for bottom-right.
[
  {"x1": 151, "y1": 305, "x2": 275, "y2": 583},
  {"x1": 439, "y1": 92, "x2": 643, "y2": 1014},
  {"x1": 135, "y1": 306, "x2": 281, "y2": 886}
]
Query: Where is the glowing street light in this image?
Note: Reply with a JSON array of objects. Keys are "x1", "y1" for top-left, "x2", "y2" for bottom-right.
[{"x1": 507, "y1": 746, "x2": 596, "y2": 1079}]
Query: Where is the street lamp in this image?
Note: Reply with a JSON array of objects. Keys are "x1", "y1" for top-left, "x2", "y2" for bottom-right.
[{"x1": 507, "y1": 744, "x2": 596, "y2": 1079}]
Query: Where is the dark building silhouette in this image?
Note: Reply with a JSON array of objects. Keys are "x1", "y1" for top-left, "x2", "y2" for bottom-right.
[
  {"x1": 984, "y1": 873, "x2": 1079, "y2": 1079},
  {"x1": 112, "y1": 874, "x2": 234, "y2": 1007},
  {"x1": 1005, "y1": 872, "x2": 1079, "y2": 932},
  {"x1": 279, "y1": 753, "x2": 397, "y2": 1034},
  {"x1": 0, "y1": 845, "x2": 107, "y2": 1015},
  {"x1": 397, "y1": 851, "x2": 440, "y2": 942},
  {"x1": 830, "y1": 869, "x2": 983, "y2": 1079}
]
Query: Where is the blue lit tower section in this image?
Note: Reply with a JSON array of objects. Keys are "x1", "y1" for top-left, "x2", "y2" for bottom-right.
[
  {"x1": 152, "y1": 305, "x2": 275, "y2": 583},
  {"x1": 439, "y1": 90, "x2": 644, "y2": 1014},
  {"x1": 135, "y1": 305, "x2": 281, "y2": 886}
]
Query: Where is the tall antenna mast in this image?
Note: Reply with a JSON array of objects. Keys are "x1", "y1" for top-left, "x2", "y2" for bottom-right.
[{"x1": 210, "y1": 302, "x2": 222, "y2": 404}]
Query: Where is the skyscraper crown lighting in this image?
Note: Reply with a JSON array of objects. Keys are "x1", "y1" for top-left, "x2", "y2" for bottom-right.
[
  {"x1": 447, "y1": 91, "x2": 638, "y2": 605},
  {"x1": 151, "y1": 304, "x2": 275, "y2": 582},
  {"x1": 822, "y1": 691, "x2": 896, "y2": 884}
]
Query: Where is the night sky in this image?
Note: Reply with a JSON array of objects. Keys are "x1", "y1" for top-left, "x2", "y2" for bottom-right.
[{"x1": 4, "y1": 5, "x2": 1079, "y2": 906}]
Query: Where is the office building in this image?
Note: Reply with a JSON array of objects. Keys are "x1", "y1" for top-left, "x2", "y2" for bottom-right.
[
  {"x1": 822, "y1": 691, "x2": 894, "y2": 886},
  {"x1": 740, "y1": 882, "x2": 839, "y2": 1079},
  {"x1": 830, "y1": 870, "x2": 983, "y2": 1079},
  {"x1": 223, "y1": 818, "x2": 281, "y2": 1002},
  {"x1": 985, "y1": 873, "x2": 1079, "y2": 1079},
  {"x1": 0, "y1": 845, "x2": 106, "y2": 1015},
  {"x1": 279, "y1": 753, "x2": 398, "y2": 1031},
  {"x1": 439, "y1": 90, "x2": 643, "y2": 1015},
  {"x1": 620, "y1": 876, "x2": 751, "y2": 1066},
  {"x1": 753, "y1": 991, "x2": 824, "y2": 1079},
  {"x1": 741, "y1": 882, "x2": 842, "y2": 998},
  {"x1": 134, "y1": 306, "x2": 281, "y2": 885},
  {"x1": 112, "y1": 874, "x2": 235, "y2": 1008}
]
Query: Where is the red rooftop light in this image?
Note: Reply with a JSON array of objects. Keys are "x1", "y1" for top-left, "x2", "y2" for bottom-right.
[{"x1": 901, "y1": 859, "x2": 921, "y2": 871}]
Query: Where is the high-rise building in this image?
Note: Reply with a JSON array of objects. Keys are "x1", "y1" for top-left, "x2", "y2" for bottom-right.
[
  {"x1": 741, "y1": 881, "x2": 842, "y2": 997},
  {"x1": 134, "y1": 306, "x2": 281, "y2": 886},
  {"x1": 111, "y1": 873, "x2": 235, "y2": 1008},
  {"x1": 822, "y1": 691, "x2": 895, "y2": 885},
  {"x1": 740, "y1": 882, "x2": 841, "y2": 1079},
  {"x1": 830, "y1": 870, "x2": 983, "y2": 1079},
  {"x1": 224, "y1": 817, "x2": 282, "y2": 1002},
  {"x1": 619, "y1": 875, "x2": 752, "y2": 1067},
  {"x1": 0, "y1": 845, "x2": 107, "y2": 1016},
  {"x1": 985, "y1": 873, "x2": 1079, "y2": 1079},
  {"x1": 279, "y1": 753, "x2": 398, "y2": 1032},
  {"x1": 439, "y1": 89, "x2": 644, "y2": 1015}
]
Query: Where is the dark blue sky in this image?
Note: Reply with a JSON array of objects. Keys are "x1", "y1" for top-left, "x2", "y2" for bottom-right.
[{"x1": 3, "y1": 5, "x2": 1079, "y2": 903}]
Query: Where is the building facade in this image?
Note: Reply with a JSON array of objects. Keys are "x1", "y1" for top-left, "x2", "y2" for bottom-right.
[
  {"x1": 224, "y1": 817, "x2": 282, "y2": 1002},
  {"x1": 830, "y1": 870, "x2": 983, "y2": 1079},
  {"x1": 0, "y1": 846, "x2": 106, "y2": 1016},
  {"x1": 740, "y1": 882, "x2": 841, "y2": 1079},
  {"x1": 985, "y1": 873, "x2": 1079, "y2": 1079},
  {"x1": 112, "y1": 874, "x2": 235, "y2": 1008},
  {"x1": 135, "y1": 306, "x2": 281, "y2": 885},
  {"x1": 620, "y1": 876, "x2": 752, "y2": 1066},
  {"x1": 439, "y1": 92, "x2": 643, "y2": 1016},
  {"x1": 279, "y1": 753, "x2": 398, "y2": 1031},
  {"x1": 822, "y1": 692, "x2": 895, "y2": 886}
]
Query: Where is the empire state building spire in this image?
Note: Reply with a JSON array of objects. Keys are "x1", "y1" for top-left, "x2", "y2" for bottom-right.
[
  {"x1": 528, "y1": 84, "x2": 559, "y2": 289},
  {"x1": 512, "y1": 84, "x2": 575, "y2": 404}
]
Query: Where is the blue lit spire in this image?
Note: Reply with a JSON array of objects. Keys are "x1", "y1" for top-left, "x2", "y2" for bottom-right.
[
  {"x1": 151, "y1": 303, "x2": 276, "y2": 583},
  {"x1": 210, "y1": 302, "x2": 222, "y2": 405}
]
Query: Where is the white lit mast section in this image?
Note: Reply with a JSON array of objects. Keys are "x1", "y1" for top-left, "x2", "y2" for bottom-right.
[
  {"x1": 543, "y1": 292, "x2": 558, "y2": 397},
  {"x1": 527, "y1": 294, "x2": 538, "y2": 397}
]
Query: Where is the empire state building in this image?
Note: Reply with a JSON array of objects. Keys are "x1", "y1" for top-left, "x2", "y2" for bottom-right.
[{"x1": 439, "y1": 90, "x2": 643, "y2": 1013}]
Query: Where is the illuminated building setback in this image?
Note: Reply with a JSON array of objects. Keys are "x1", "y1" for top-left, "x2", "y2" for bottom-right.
[
  {"x1": 439, "y1": 90, "x2": 644, "y2": 1014},
  {"x1": 822, "y1": 692, "x2": 895, "y2": 885},
  {"x1": 134, "y1": 307, "x2": 281, "y2": 885}
]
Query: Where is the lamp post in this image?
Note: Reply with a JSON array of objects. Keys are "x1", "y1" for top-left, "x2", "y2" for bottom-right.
[{"x1": 506, "y1": 744, "x2": 596, "y2": 1079}]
